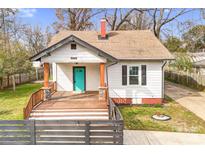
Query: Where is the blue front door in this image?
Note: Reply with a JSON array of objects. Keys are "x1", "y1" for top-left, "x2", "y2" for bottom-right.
[{"x1": 73, "y1": 67, "x2": 85, "y2": 92}]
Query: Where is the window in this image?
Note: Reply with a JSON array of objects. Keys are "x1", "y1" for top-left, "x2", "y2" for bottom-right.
[
  {"x1": 122, "y1": 65, "x2": 127, "y2": 85},
  {"x1": 71, "y1": 43, "x2": 77, "y2": 50},
  {"x1": 141, "y1": 65, "x2": 147, "y2": 85},
  {"x1": 129, "y1": 66, "x2": 139, "y2": 85}
]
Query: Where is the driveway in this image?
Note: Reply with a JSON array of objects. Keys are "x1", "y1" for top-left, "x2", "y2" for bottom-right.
[
  {"x1": 124, "y1": 130, "x2": 205, "y2": 145},
  {"x1": 165, "y1": 81, "x2": 205, "y2": 121}
]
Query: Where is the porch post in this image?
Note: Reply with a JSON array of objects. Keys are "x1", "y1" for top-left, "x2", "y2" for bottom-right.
[
  {"x1": 100, "y1": 63, "x2": 105, "y2": 87},
  {"x1": 42, "y1": 63, "x2": 51, "y2": 100},
  {"x1": 99, "y1": 63, "x2": 107, "y2": 101},
  {"x1": 44, "y1": 63, "x2": 49, "y2": 87}
]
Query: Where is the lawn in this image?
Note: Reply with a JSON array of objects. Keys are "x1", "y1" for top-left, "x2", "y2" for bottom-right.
[
  {"x1": 119, "y1": 96, "x2": 205, "y2": 134},
  {"x1": 0, "y1": 83, "x2": 42, "y2": 120}
]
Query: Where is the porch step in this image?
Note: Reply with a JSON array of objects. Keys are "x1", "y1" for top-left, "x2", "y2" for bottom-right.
[
  {"x1": 32, "y1": 108, "x2": 108, "y2": 112},
  {"x1": 29, "y1": 116, "x2": 109, "y2": 120},
  {"x1": 29, "y1": 108, "x2": 109, "y2": 120}
]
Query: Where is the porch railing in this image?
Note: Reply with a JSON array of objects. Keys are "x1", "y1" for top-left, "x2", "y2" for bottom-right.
[
  {"x1": 23, "y1": 81, "x2": 57, "y2": 119},
  {"x1": 23, "y1": 89, "x2": 44, "y2": 119},
  {"x1": 109, "y1": 98, "x2": 123, "y2": 121}
]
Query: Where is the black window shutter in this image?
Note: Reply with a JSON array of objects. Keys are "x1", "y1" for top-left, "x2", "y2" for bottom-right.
[
  {"x1": 122, "y1": 65, "x2": 127, "y2": 85},
  {"x1": 141, "y1": 65, "x2": 147, "y2": 85}
]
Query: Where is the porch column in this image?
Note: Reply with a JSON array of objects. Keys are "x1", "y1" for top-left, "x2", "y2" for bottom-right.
[
  {"x1": 99, "y1": 63, "x2": 107, "y2": 101},
  {"x1": 100, "y1": 63, "x2": 105, "y2": 87},
  {"x1": 42, "y1": 63, "x2": 51, "y2": 100},
  {"x1": 44, "y1": 63, "x2": 49, "y2": 87}
]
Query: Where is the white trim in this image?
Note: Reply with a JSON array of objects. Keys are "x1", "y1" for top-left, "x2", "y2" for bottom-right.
[
  {"x1": 126, "y1": 64, "x2": 147, "y2": 87},
  {"x1": 128, "y1": 65, "x2": 140, "y2": 86}
]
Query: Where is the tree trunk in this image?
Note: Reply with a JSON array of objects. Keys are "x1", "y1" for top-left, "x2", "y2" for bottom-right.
[
  {"x1": 12, "y1": 75, "x2": 16, "y2": 92},
  {"x1": 0, "y1": 77, "x2": 3, "y2": 90}
]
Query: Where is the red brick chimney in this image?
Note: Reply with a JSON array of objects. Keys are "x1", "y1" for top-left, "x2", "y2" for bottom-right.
[{"x1": 101, "y1": 19, "x2": 106, "y2": 38}]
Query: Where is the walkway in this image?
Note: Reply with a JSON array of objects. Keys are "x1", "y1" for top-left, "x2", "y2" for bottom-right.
[
  {"x1": 124, "y1": 130, "x2": 205, "y2": 145},
  {"x1": 165, "y1": 81, "x2": 205, "y2": 121}
]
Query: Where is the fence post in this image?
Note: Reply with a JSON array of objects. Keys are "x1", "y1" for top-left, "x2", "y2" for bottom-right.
[
  {"x1": 30, "y1": 120, "x2": 36, "y2": 145},
  {"x1": 119, "y1": 122, "x2": 124, "y2": 145},
  {"x1": 85, "y1": 121, "x2": 90, "y2": 145}
]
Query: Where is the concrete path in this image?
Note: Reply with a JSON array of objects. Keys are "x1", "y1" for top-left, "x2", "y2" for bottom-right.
[
  {"x1": 165, "y1": 81, "x2": 205, "y2": 121},
  {"x1": 124, "y1": 130, "x2": 205, "y2": 145}
]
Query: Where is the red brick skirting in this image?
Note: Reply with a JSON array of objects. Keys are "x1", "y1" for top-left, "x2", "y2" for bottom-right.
[
  {"x1": 111, "y1": 98, "x2": 132, "y2": 104},
  {"x1": 142, "y1": 98, "x2": 163, "y2": 104},
  {"x1": 111, "y1": 98, "x2": 163, "y2": 105}
]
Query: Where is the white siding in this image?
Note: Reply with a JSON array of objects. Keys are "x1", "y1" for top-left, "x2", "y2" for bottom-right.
[
  {"x1": 52, "y1": 63, "x2": 57, "y2": 81},
  {"x1": 56, "y1": 63, "x2": 100, "y2": 91},
  {"x1": 107, "y1": 61, "x2": 163, "y2": 98},
  {"x1": 41, "y1": 42, "x2": 106, "y2": 63}
]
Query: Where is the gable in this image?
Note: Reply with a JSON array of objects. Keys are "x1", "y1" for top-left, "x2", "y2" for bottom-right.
[
  {"x1": 30, "y1": 35, "x2": 117, "y2": 62},
  {"x1": 41, "y1": 42, "x2": 107, "y2": 63}
]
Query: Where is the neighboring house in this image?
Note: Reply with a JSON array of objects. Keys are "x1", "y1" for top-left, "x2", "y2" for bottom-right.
[
  {"x1": 189, "y1": 51, "x2": 205, "y2": 75},
  {"x1": 30, "y1": 19, "x2": 173, "y2": 105}
]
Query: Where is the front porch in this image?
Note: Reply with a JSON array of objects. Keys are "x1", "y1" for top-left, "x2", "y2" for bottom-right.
[{"x1": 29, "y1": 91, "x2": 109, "y2": 120}]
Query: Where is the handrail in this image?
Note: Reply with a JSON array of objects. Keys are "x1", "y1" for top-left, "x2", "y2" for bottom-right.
[
  {"x1": 23, "y1": 81, "x2": 57, "y2": 119},
  {"x1": 23, "y1": 89, "x2": 44, "y2": 119},
  {"x1": 109, "y1": 98, "x2": 123, "y2": 121}
]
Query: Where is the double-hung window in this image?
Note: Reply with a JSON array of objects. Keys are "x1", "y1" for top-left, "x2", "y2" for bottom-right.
[
  {"x1": 129, "y1": 66, "x2": 139, "y2": 85},
  {"x1": 122, "y1": 65, "x2": 147, "y2": 86}
]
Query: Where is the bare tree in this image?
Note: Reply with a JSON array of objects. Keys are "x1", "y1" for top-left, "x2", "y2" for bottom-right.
[
  {"x1": 104, "y1": 9, "x2": 148, "y2": 30},
  {"x1": 148, "y1": 8, "x2": 194, "y2": 38},
  {"x1": 53, "y1": 8, "x2": 105, "y2": 32},
  {"x1": 23, "y1": 25, "x2": 52, "y2": 55}
]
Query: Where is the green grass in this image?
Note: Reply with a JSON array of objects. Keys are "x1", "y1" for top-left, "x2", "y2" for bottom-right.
[
  {"x1": 0, "y1": 83, "x2": 42, "y2": 120},
  {"x1": 119, "y1": 96, "x2": 205, "y2": 134}
]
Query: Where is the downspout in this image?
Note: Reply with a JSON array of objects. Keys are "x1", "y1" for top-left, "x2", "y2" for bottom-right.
[
  {"x1": 162, "y1": 61, "x2": 167, "y2": 100},
  {"x1": 105, "y1": 61, "x2": 118, "y2": 88},
  {"x1": 105, "y1": 61, "x2": 118, "y2": 116}
]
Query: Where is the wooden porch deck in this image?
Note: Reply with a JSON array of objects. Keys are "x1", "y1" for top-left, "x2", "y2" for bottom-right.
[{"x1": 29, "y1": 91, "x2": 109, "y2": 120}]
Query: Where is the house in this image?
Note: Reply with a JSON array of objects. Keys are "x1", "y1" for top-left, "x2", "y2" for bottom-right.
[
  {"x1": 30, "y1": 19, "x2": 174, "y2": 105},
  {"x1": 188, "y1": 51, "x2": 205, "y2": 76}
]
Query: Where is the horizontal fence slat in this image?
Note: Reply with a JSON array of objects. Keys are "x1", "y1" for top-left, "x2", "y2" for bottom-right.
[
  {"x1": 36, "y1": 131, "x2": 85, "y2": 136},
  {"x1": 36, "y1": 142, "x2": 85, "y2": 145},
  {"x1": 0, "y1": 141, "x2": 32, "y2": 145},
  {"x1": 36, "y1": 137, "x2": 86, "y2": 142},
  {"x1": 89, "y1": 126, "x2": 119, "y2": 130},
  {"x1": 0, "y1": 120, "x2": 31, "y2": 124},
  {"x1": 0, "y1": 126, "x2": 31, "y2": 130},
  {"x1": 90, "y1": 137, "x2": 121, "y2": 142},
  {"x1": 0, "y1": 131, "x2": 31, "y2": 136},
  {"x1": 35, "y1": 126, "x2": 86, "y2": 130},
  {"x1": 90, "y1": 132, "x2": 121, "y2": 136},
  {"x1": 0, "y1": 137, "x2": 31, "y2": 141}
]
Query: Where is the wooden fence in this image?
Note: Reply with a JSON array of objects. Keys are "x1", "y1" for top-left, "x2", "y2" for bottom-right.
[
  {"x1": 0, "y1": 120, "x2": 123, "y2": 145},
  {"x1": 165, "y1": 70, "x2": 205, "y2": 90},
  {"x1": 0, "y1": 70, "x2": 43, "y2": 89}
]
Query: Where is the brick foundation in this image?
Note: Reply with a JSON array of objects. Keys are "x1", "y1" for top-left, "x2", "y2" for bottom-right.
[
  {"x1": 111, "y1": 98, "x2": 163, "y2": 105},
  {"x1": 111, "y1": 98, "x2": 132, "y2": 104},
  {"x1": 142, "y1": 98, "x2": 163, "y2": 104}
]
